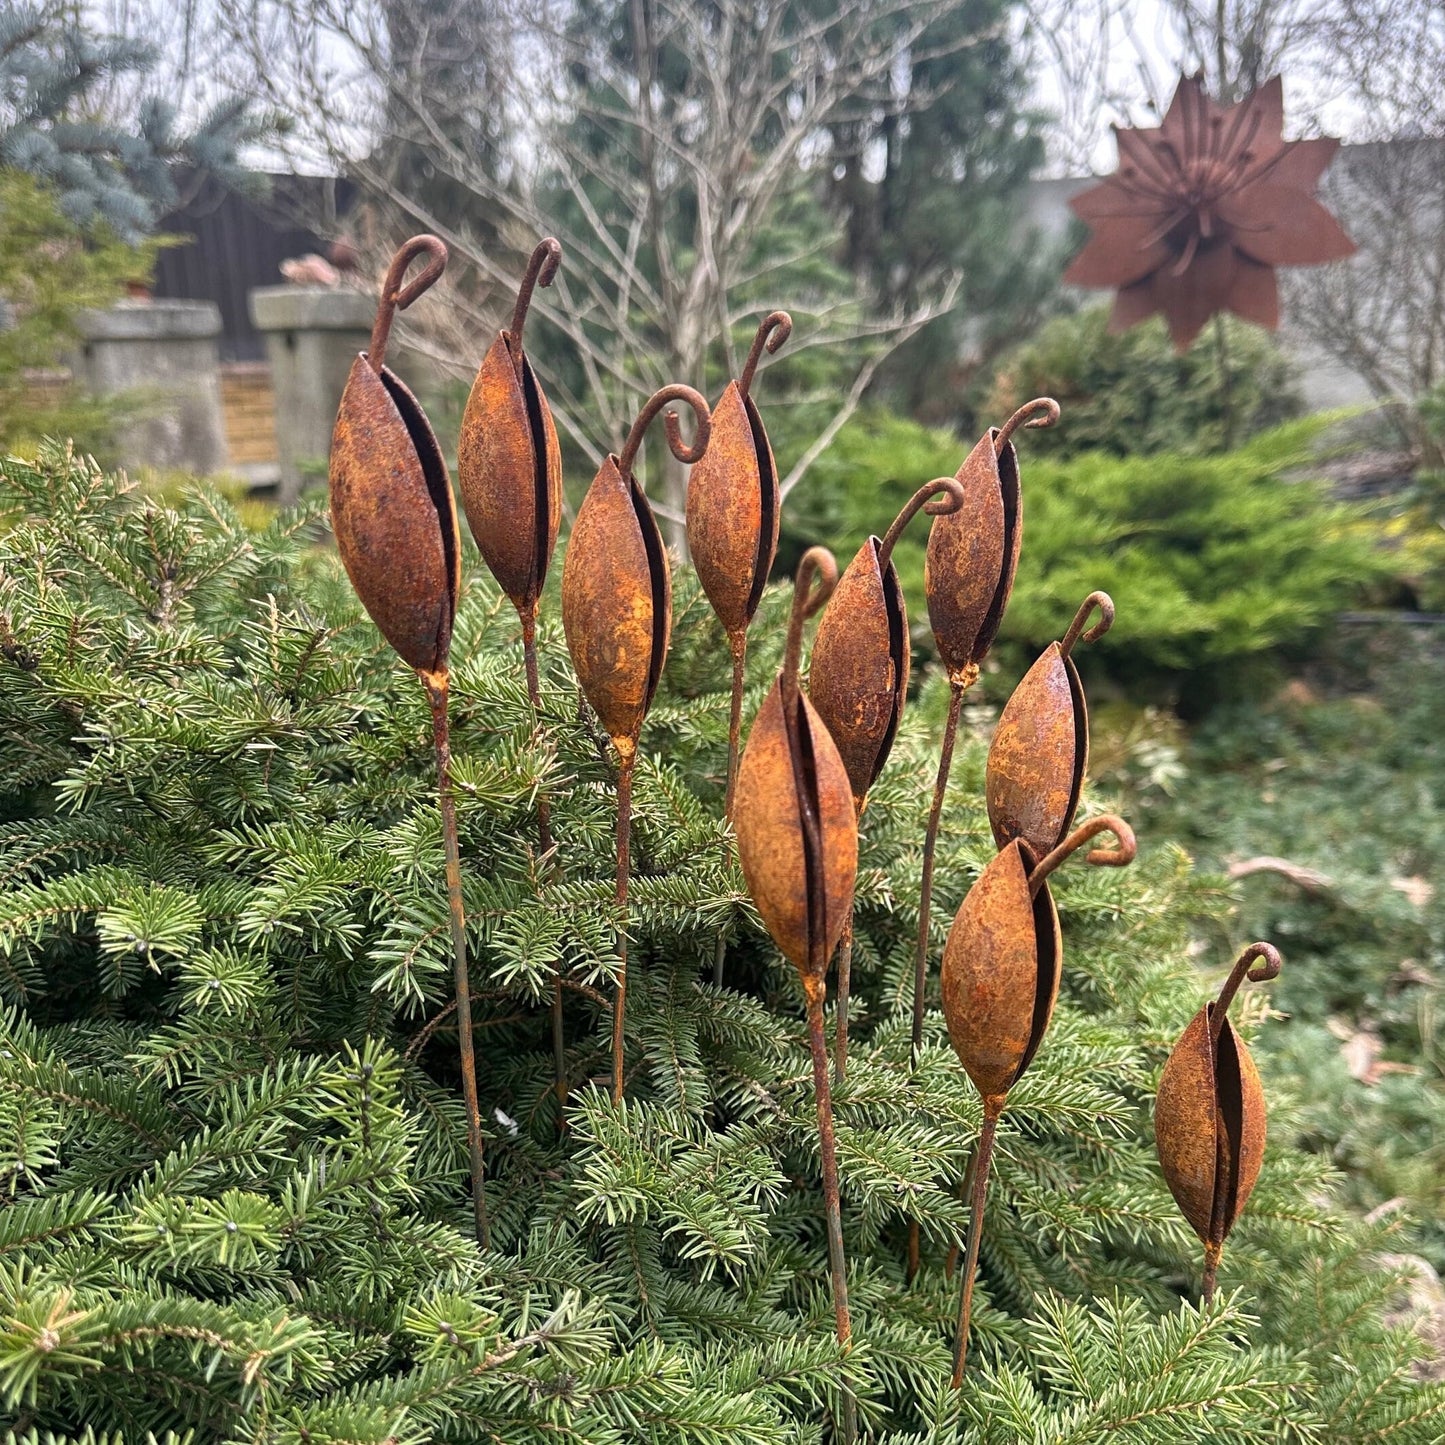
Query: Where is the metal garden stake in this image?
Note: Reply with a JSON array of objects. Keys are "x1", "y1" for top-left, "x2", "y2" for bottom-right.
[
  {"x1": 1156, "y1": 941, "x2": 1282, "y2": 1303},
  {"x1": 941, "y1": 813, "x2": 1137, "y2": 1383},
  {"x1": 686, "y1": 312, "x2": 790, "y2": 988},
  {"x1": 458, "y1": 236, "x2": 563, "y2": 688},
  {"x1": 687, "y1": 313, "x2": 789, "y2": 809},
  {"x1": 906, "y1": 397, "x2": 1058, "y2": 1277},
  {"x1": 457, "y1": 237, "x2": 569, "y2": 1108},
  {"x1": 329, "y1": 235, "x2": 490, "y2": 1249},
  {"x1": 732, "y1": 547, "x2": 859, "y2": 1442},
  {"x1": 808, "y1": 476, "x2": 966, "y2": 1084},
  {"x1": 986, "y1": 591, "x2": 1114, "y2": 860},
  {"x1": 561, "y1": 385, "x2": 711, "y2": 1104}
]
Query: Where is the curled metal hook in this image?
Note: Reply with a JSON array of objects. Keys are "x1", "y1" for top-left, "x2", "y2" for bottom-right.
[
  {"x1": 1028, "y1": 813, "x2": 1136, "y2": 895},
  {"x1": 367, "y1": 234, "x2": 448, "y2": 372},
  {"x1": 508, "y1": 237, "x2": 562, "y2": 372},
  {"x1": 617, "y1": 384, "x2": 712, "y2": 477},
  {"x1": 1210, "y1": 942, "x2": 1283, "y2": 1044},
  {"x1": 995, "y1": 397, "x2": 1061, "y2": 455},
  {"x1": 877, "y1": 477, "x2": 967, "y2": 569},
  {"x1": 1059, "y1": 591, "x2": 1115, "y2": 659},
  {"x1": 782, "y1": 546, "x2": 838, "y2": 702},
  {"x1": 739, "y1": 311, "x2": 793, "y2": 399}
]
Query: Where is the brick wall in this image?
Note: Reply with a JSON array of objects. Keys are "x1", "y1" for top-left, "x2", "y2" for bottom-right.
[{"x1": 219, "y1": 363, "x2": 277, "y2": 466}]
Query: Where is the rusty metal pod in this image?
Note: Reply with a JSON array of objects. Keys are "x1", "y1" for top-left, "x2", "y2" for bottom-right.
[
  {"x1": 941, "y1": 815, "x2": 1136, "y2": 1103},
  {"x1": 986, "y1": 591, "x2": 1115, "y2": 860},
  {"x1": 1155, "y1": 942, "x2": 1281, "y2": 1300},
  {"x1": 457, "y1": 238, "x2": 563, "y2": 624},
  {"x1": 925, "y1": 399, "x2": 1058, "y2": 684},
  {"x1": 561, "y1": 385, "x2": 710, "y2": 760},
  {"x1": 734, "y1": 548, "x2": 857, "y2": 991},
  {"x1": 810, "y1": 477, "x2": 967, "y2": 808},
  {"x1": 686, "y1": 312, "x2": 789, "y2": 638},
  {"x1": 329, "y1": 235, "x2": 459, "y2": 675}
]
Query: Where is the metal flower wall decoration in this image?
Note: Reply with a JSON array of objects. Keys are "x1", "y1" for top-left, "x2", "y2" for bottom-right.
[{"x1": 1064, "y1": 74, "x2": 1356, "y2": 351}]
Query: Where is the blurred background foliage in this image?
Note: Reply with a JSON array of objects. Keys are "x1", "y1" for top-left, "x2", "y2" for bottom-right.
[{"x1": 0, "y1": 170, "x2": 168, "y2": 461}]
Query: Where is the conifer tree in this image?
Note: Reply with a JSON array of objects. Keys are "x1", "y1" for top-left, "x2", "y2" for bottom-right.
[
  {"x1": 0, "y1": 5, "x2": 267, "y2": 239},
  {"x1": 0, "y1": 443, "x2": 1441, "y2": 1441}
]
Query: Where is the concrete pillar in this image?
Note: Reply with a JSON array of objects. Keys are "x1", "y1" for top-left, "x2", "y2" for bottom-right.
[
  {"x1": 250, "y1": 286, "x2": 374, "y2": 505},
  {"x1": 73, "y1": 300, "x2": 227, "y2": 475}
]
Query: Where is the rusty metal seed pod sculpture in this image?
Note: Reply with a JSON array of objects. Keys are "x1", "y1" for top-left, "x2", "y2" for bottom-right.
[
  {"x1": 986, "y1": 590, "x2": 1115, "y2": 861},
  {"x1": 329, "y1": 235, "x2": 490, "y2": 1249},
  {"x1": 561, "y1": 385, "x2": 711, "y2": 1105},
  {"x1": 458, "y1": 237, "x2": 563, "y2": 670},
  {"x1": 687, "y1": 312, "x2": 790, "y2": 990},
  {"x1": 457, "y1": 237, "x2": 568, "y2": 1110},
  {"x1": 941, "y1": 813, "x2": 1137, "y2": 1385},
  {"x1": 733, "y1": 547, "x2": 858, "y2": 1441},
  {"x1": 687, "y1": 312, "x2": 790, "y2": 811},
  {"x1": 1156, "y1": 942, "x2": 1282, "y2": 1304},
  {"x1": 808, "y1": 475, "x2": 967, "y2": 1085},
  {"x1": 906, "y1": 398, "x2": 1059, "y2": 1277}
]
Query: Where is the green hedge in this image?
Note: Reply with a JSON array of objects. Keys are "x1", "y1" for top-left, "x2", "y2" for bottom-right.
[{"x1": 785, "y1": 412, "x2": 1389, "y2": 696}]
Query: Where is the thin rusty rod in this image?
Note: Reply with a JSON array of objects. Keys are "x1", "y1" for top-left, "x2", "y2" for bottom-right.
[
  {"x1": 724, "y1": 630, "x2": 748, "y2": 821},
  {"x1": 1059, "y1": 590, "x2": 1115, "y2": 660},
  {"x1": 739, "y1": 311, "x2": 793, "y2": 399},
  {"x1": 1027, "y1": 814, "x2": 1137, "y2": 897},
  {"x1": 617, "y1": 384, "x2": 711, "y2": 475},
  {"x1": 876, "y1": 477, "x2": 966, "y2": 570},
  {"x1": 942, "y1": 1141, "x2": 981, "y2": 1281},
  {"x1": 1209, "y1": 941, "x2": 1283, "y2": 1045},
  {"x1": 833, "y1": 915, "x2": 854, "y2": 1087},
  {"x1": 521, "y1": 611, "x2": 567, "y2": 1117},
  {"x1": 905, "y1": 675, "x2": 971, "y2": 1282},
  {"x1": 951, "y1": 1098, "x2": 1002, "y2": 1387},
  {"x1": 994, "y1": 397, "x2": 1061, "y2": 454},
  {"x1": 782, "y1": 548, "x2": 838, "y2": 710},
  {"x1": 611, "y1": 756, "x2": 635, "y2": 1104},
  {"x1": 713, "y1": 629, "x2": 750, "y2": 989},
  {"x1": 912, "y1": 680, "x2": 967, "y2": 1062},
  {"x1": 806, "y1": 983, "x2": 854, "y2": 1440},
  {"x1": 1202, "y1": 1240, "x2": 1223, "y2": 1305},
  {"x1": 424, "y1": 671, "x2": 490, "y2": 1250},
  {"x1": 507, "y1": 236, "x2": 561, "y2": 374},
  {"x1": 367, "y1": 235, "x2": 447, "y2": 373}
]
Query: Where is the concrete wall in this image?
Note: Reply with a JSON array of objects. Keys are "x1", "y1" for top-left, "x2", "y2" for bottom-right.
[
  {"x1": 73, "y1": 300, "x2": 229, "y2": 475},
  {"x1": 250, "y1": 286, "x2": 372, "y2": 504}
]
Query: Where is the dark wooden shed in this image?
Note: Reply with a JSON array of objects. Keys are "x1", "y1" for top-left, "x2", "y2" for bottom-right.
[{"x1": 152, "y1": 174, "x2": 355, "y2": 362}]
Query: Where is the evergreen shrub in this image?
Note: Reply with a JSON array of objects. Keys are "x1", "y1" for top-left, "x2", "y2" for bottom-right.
[
  {"x1": 787, "y1": 414, "x2": 1389, "y2": 696},
  {"x1": 0, "y1": 172, "x2": 166, "y2": 460},
  {"x1": 0, "y1": 444, "x2": 1440, "y2": 1440},
  {"x1": 979, "y1": 304, "x2": 1302, "y2": 459}
]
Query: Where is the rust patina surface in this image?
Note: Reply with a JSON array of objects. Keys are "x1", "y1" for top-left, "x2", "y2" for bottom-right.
[
  {"x1": 329, "y1": 236, "x2": 458, "y2": 675},
  {"x1": 810, "y1": 477, "x2": 966, "y2": 808},
  {"x1": 1156, "y1": 942, "x2": 1281, "y2": 1300},
  {"x1": 458, "y1": 238, "x2": 563, "y2": 625},
  {"x1": 986, "y1": 591, "x2": 1114, "y2": 860},
  {"x1": 924, "y1": 400, "x2": 1057, "y2": 687},
  {"x1": 687, "y1": 312, "x2": 788, "y2": 639}
]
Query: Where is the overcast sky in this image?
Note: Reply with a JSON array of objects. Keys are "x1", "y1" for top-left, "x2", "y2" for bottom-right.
[{"x1": 88, "y1": 0, "x2": 1374, "y2": 179}]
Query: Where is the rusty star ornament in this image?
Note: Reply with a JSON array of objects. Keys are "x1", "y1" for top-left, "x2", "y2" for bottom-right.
[{"x1": 1064, "y1": 74, "x2": 1356, "y2": 351}]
